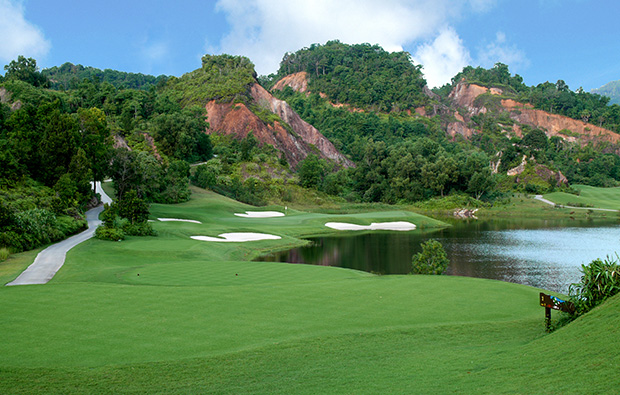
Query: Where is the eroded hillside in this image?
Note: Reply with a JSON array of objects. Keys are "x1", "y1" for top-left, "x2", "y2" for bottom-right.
[
  {"x1": 205, "y1": 82, "x2": 352, "y2": 168},
  {"x1": 447, "y1": 81, "x2": 620, "y2": 148}
]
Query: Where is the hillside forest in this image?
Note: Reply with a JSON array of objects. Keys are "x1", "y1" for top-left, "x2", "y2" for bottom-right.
[{"x1": 1, "y1": 41, "x2": 620, "y2": 253}]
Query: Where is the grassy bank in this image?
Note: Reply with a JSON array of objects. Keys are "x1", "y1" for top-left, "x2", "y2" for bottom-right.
[
  {"x1": 413, "y1": 193, "x2": 616, "y2": 221},
  {"x1": 1, "y1": 187, "x2": 618, "y2": 393},
  {"x1": 545, "y1": 185, "x2": 620, "y2": 211}
]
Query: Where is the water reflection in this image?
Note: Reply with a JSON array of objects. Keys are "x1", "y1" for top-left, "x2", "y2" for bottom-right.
[{"x1": 258, "y1": 219, "x2": 620, "y2": 293}]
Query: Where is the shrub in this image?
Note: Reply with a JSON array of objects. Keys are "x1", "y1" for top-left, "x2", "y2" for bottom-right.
[
  {"x1": 55, "y1": 216, "x2": 87, "y2": 235},
  {"x1": 190, "y1": 164, "x2": 216, "y2": 189},
  {"x1": 411, "y1": 240, "x2": 450, "y2": 275},
  {"x1": 569, "y1": 255, "x2": 620, "y2": 315},
  {"x1": 95, "y1": 227, "x2": 125, "y2": 241},
  {"x1": 0, "y1": 247, "x2": 10, "y2": 261},
  {"x1": 123, "y1": 221, "x2": 157, "y2": 236}
]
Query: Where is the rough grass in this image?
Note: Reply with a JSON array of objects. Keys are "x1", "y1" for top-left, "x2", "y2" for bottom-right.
[
  {"x1": 0, "y1": 246, "x2": 43, "y2": 284},
  {"x1": 545, "y1": 185, "x2": 620, "y2": 211},
  {"x1": 1, "y1": 188, "x2": 618, "y2": 393},
  {"x1": 476, "y1": 193, "x2": 613, "y2": 220}
]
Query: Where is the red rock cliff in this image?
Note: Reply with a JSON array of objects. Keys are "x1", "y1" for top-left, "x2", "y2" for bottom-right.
[
  {"x1": 271, "y1": 71, "x2": 308, "y2": 93},
  {"x1": 204, "y1": 83, "x2": 352, "y2": 169},
  {"x1": 448, "y1": 81, "x2": 620, "y2": 146}
]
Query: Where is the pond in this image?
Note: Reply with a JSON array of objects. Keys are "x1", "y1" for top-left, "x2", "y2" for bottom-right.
[{"x1": 258, "y1": 218, "x2": 620, "y2": 293}]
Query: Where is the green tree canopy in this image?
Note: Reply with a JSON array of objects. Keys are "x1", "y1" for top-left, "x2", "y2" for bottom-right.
[
  {"x1": 3, "y1": 56, "x2": 49, "y2": 87},
  {"x1": 411, "y1": 240, "x2": 450, "y2": 275}
]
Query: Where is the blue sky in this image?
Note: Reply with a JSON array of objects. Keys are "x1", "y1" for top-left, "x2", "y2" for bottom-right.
[{"x1": 1, "y1": 0, "x2": 619, "y2": 91}]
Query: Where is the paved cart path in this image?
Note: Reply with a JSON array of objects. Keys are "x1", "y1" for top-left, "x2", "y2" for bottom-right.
[
  {"x1": 534, "y1": 195, "x2": 618, "y2": 212},
  {"x1": 6, "y1": 182, "x2": 113, "y2": 286}
]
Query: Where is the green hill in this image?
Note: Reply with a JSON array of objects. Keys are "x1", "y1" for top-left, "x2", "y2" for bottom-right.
[
  {"x1": 43, "y1": 62, "x2": 168, "y2": 90},
  {"x1": 592, "y1": 80, "x2": 620, "y2": 105},
  {"x1": 272, "y1": 40, "x2": 429, "y2": 112}
]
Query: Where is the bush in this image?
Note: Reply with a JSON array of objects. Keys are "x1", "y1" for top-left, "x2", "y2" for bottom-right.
[
  {"x1": 569, "y1": 255, "x2": 620, "y2": 315},
  {"x1": 55, "y1": 216, "x2": 87, "y2": 235},
  {"x1": 411, "y1": 240, "x2": 450, "y2": 275},
  {"x1": 95, "y1": 227, "x2": 125, "y2": 241},
  {"x1": 0, "y1": 247, "x2": 10, "y2": 261},
  {"x1": 190, "y1": 164, "x2": 216, "y2": 189},
  {"x1": 123, "y1": 221, "x2": 157, "y2": 236}
]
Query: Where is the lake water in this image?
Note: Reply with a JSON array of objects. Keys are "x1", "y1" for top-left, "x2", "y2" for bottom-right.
[{"x1": 258, "y1": 218, "x2": 620, "y2": 293}]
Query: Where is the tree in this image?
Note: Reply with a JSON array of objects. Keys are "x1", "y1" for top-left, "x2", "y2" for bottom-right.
[
  {"x1": 521, "y1": 129, "x2": 548, "y2": 151},
  {"x1": 191, "y1": 164, "x2": 217, "y2": 189},
  {"x1": 411, "y1": 240, "x2": 450, "y2": 275},
  {"x1": 3, "y1": 56, "x2": 49, "y2": 87},
  {"x1": 78, "y1": 108, "x2": 111, "y2": 194},
  {"x1": 298, "y1": 154, "x2": 324, "y2": 188},
  {"x1": 110, "y1": 148, "x2": 140, "y2": 201},
  {"x1": 152, "y1": 107, "x2": 210, "y2": 161},
  {"x1": 116, "y1": 189, "x2": 149, "y2": 225},
  {"x1": 240, "y1": 132, "x2": 257, "y2": 161},
  {"x1": 467, "y1": 168, "x2": 496, "y2": 200}
]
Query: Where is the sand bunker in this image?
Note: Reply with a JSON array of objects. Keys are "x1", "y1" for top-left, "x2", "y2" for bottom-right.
[
  {"x1": 325, "y1": 221, "x2": 416, "y2": 231},
  {"x1": 158, "y1": 218, "x2": 202, "y2": 224},
  {"x1": 234, "y1": 211, "x2": 285, "y2": 218},
  {"x1": 191, "y1": 233, "x2": 282, "y2": 242}
]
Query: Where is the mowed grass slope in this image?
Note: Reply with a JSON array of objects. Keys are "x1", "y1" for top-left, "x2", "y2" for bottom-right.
[
  {"x1": 545, "y1": 185, "x2": 620, "y2": 211},
  {"x1": 1, "y1": 187, "x2": 618, "y2": 393}
]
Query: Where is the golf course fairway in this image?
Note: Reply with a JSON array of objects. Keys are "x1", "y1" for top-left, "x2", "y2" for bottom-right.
[{"x1": 1, "y1": 188, "x2": 618, "y2": 393}]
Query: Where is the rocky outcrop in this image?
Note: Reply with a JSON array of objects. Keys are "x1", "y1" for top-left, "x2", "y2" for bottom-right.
[
  {"x1": 112, "y1": 133, "x2": 162, "y2": 161},
  {"x1": 501, "y1": 99, "x2": 620, "y2": 145},
  {"x1": 448, "y1": 81, "x2": 491, "y2": 115},
  {"x1": 113, "y1": 135, "x2": 130, "y2": 150},
  {"x1": 271, "y1": 71, "x2": 308, "y2": 93},
  {"x1": 0, "y1": 87, "x2": 22, "y2": 110},
  {"x1": 447, "y1": 121, "x2": 475, "y2": 139},
  {"x1": 507, "y1": 156, "x2": 568, "y2": 187},
  {"x1": 204, "y1": 83, "x2": 352, "y2": 169},
  {"x1": 454, "y1": 208, "x2": 478, "y2": 219},
  {"x1": 448, "y1": 81, "x2": 620, "y2": 146}
]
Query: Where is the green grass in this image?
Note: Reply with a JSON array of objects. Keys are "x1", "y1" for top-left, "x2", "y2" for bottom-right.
[
  {"x1": 0, "y1": 246, "x2": 43, "y2": 285},
  {"x1": 1, "y1": 187, "x2": 618, "y2": 393},
  {"x1": 545, "y1": 185, "x2": 620, "y2": 211}
]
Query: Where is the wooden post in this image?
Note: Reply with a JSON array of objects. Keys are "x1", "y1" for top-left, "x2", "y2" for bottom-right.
[{"x1": 540, "y1": 292, "x2": 575, "y2": 331}]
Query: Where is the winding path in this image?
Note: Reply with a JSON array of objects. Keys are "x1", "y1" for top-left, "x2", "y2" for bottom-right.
[
  {"x1": 6, "y1": 182, "x2": 113, "y2": 286},
  {"x1": 534, "y1": 194, "x2": 618, "y2": 212}
]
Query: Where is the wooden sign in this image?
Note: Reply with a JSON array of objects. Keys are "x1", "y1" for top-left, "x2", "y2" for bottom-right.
[
  {"x1": 539, "y1": 292, "x2": 575, "y2": 314},
  {"x1": 540, "y1": 292, "x2": 575, "y2": 331}
]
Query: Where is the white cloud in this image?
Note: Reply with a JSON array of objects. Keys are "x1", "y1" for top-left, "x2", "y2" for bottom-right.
[
  {"x1": 0, "y1": 0, "x2": 50, "y2": 64},
  {"x1": 412, "y1": 28, "x2": 471, "y2": 88},
  {"x1": 477, "y1": 31, "x2": 529, "y2": 72},
  {"x1": 213, "y1": 0, "x2": 496, "y2": 77}
]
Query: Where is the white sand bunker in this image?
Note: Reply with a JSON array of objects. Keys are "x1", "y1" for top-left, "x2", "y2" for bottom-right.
[
  {"x1": 234, "y1": 211, "x2": 285, "y2": 218},
  {"x1": 325, "y1": 221, "x2": 416, "y2": 231},
  {"x1": 191, "y1": 233, "x2": 282, "y2": 242},
  {"x1": 158, "y1": 218, "x2": 202, "y2": 224}
]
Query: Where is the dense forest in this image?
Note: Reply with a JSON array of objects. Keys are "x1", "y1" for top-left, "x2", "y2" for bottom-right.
[
  {"x1": 42, "y1": 61, "x2": 168, "y2": 91},
  {"x1": 0, "y1": 56, "x2": 211, "y2": 252},
  {"x1": 264, "y1": 40, "x2": 429, "y2": 112},
  {"x1": 2, "y1": 41, "x2": 620, "y2": 254}
]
